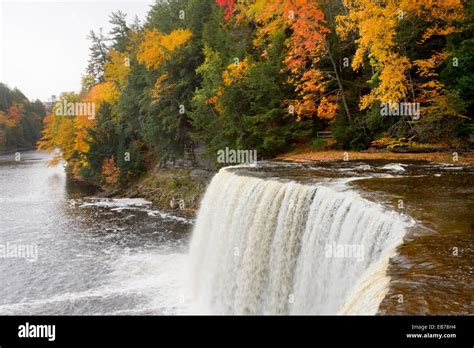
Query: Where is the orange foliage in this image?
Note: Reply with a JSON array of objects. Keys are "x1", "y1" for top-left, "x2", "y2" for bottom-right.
[
  {"x1": 102, "y1": 156, "x2": 120, "y2": 186},
  {"x1": 317, "y1": 96, "x2": 339, "y2": 120},
  {"x1": 248, "y1": 0, "x2": 332, "y2": 120},
  {"x1": 276, "y1": 150, "x2": 474, "y2": 166},
  {"x1": 6, "y1": 104, "x2": 22, "y2": 127},
  {"x1": 75, "y1": 82, "x2": 119, "y2": 164}
]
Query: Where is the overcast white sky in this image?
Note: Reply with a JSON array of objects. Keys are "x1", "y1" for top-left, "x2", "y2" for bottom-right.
[{"x1": 0, "y1": 0, "x2": 153, "y2": 101}]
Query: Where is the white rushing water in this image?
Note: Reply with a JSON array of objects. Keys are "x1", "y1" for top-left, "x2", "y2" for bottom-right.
[{"x1": 188, "y1": 168, "x2": 410, "y2": 314}]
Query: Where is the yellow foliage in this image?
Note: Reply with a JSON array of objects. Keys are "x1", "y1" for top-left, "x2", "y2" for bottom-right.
[
  {"x1": 75, "y1": 82, "x2": 119, "y2": 158},
  {"x1": 137, "y1": 28, "x2": 192, "y2": 70},
  {"x1": 151, "y1": 73, "x2": 170, "y2": 100},
  {"x1": 37, "y1": 112, "x2": 76, "y2": 164},
  {"x1": 336, "y1": 0, "x2": 464, "y2": 110},
  {"x1": 36, "y1": 114, "x2": 55, "y2": 151},
  {"x1": 222, "y1": 58, "x2": 252, "y2": 86},
  {"x1": 38, "y1": 83, "x2": 119, "y2": 171},
  {"x1": 402, "y1": 0, "x2": 464, "y2": 43},
  {"x1": 104, "y1": 50, "x2": 131, "y2": 85},
  {"x1": 85, "y1": 81, "x2": 120, "y2": 106},
  {"x1": 413, "y1": 51, "x2": 450, "y2": 78}
]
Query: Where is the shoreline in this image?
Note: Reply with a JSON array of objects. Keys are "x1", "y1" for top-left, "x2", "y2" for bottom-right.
[
  {"x1": 276, "y1": 149, "x2": 474, "y2": 166},
  {"x1": 0, "y1": 147, "x2": 38, "y2": 156},
  {"x1": 75, "y1": 149, "x2": 473, "y2": 217},
  {"x1": 108, "y1": 167, "x2": 213, "y2": 217}
]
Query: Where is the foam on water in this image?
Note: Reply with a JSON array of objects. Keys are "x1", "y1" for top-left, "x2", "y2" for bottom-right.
[{"x1": 0, "y1": 251, "x2": 189, "y2": 315}]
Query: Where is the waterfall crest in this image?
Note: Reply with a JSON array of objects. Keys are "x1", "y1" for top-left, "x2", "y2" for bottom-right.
[{"x1": 188, "y1": 168, "x2": 409, "y2": 314}]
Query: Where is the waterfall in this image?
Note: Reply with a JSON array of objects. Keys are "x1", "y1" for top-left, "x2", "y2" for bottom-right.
[{"x1": 188, "y1": 168, "x2": 409, "y2": 314}]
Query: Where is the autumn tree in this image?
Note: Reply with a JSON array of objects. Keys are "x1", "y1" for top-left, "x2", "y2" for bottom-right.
[
  {"x1": 41, "y1": 0, "x2": 474, "y2": 187},
  {"x1": 37, "y1": 93, "x2": 80, "y2": 168},
  {"x1": 336, "y1": 0, "x2": 466, "y2": 143},
  {"x1": 237, "y1": 0, "x2": 342, "y2": 122},
  {"x1": 191, "y1": 1, "x2": 313, "y2": 165},
  {"x1": 133, "y1": 0, "x2": 215, "y2": 162}
]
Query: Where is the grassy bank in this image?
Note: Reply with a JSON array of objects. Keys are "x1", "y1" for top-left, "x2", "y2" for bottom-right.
[{"x1": 120, "y1": 167, "x2": 213, "y2": 214}]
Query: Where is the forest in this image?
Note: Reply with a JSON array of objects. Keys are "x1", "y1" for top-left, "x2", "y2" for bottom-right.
[
  {"x1": 0, "y1": 83, "x2": 45, "y2": 152},
  {"x1": 33, "y1": 0, "x2": 473, "y2": 188}
]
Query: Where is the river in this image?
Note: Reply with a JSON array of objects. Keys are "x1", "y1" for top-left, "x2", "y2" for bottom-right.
[
  {"x1": 0, "y1": 151, "x2": 472, "y2": 315},
  {"x1": 0, "y1": 151, "x2": 192, "y2": 315}
]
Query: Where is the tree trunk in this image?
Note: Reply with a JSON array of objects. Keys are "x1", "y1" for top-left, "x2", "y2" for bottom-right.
[{"x1": 326, "y1": 40, "x2": 352, "y2": 122}]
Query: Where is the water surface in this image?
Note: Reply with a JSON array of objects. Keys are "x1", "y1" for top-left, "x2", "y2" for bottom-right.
[
  {"x1": 0, "y1": 151, "x2": 191, "y2": 315},
  {"x1": 0, "y1": 152, "x2": 471, "y2": 315}
]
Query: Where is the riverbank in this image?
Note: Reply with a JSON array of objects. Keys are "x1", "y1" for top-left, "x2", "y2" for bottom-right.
[
  {"x1": 276, "y1": 149, "x2": 474, "y2": 166},
  {"x1": 0, "y1": 146, "x2": 37, "y2": 156},
  {"x1": 93, "y1": 149, "x2": 473, "y2": 215},
  {"x1": 115, "y1": 167, "x2": 213, "y2": 214}
]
